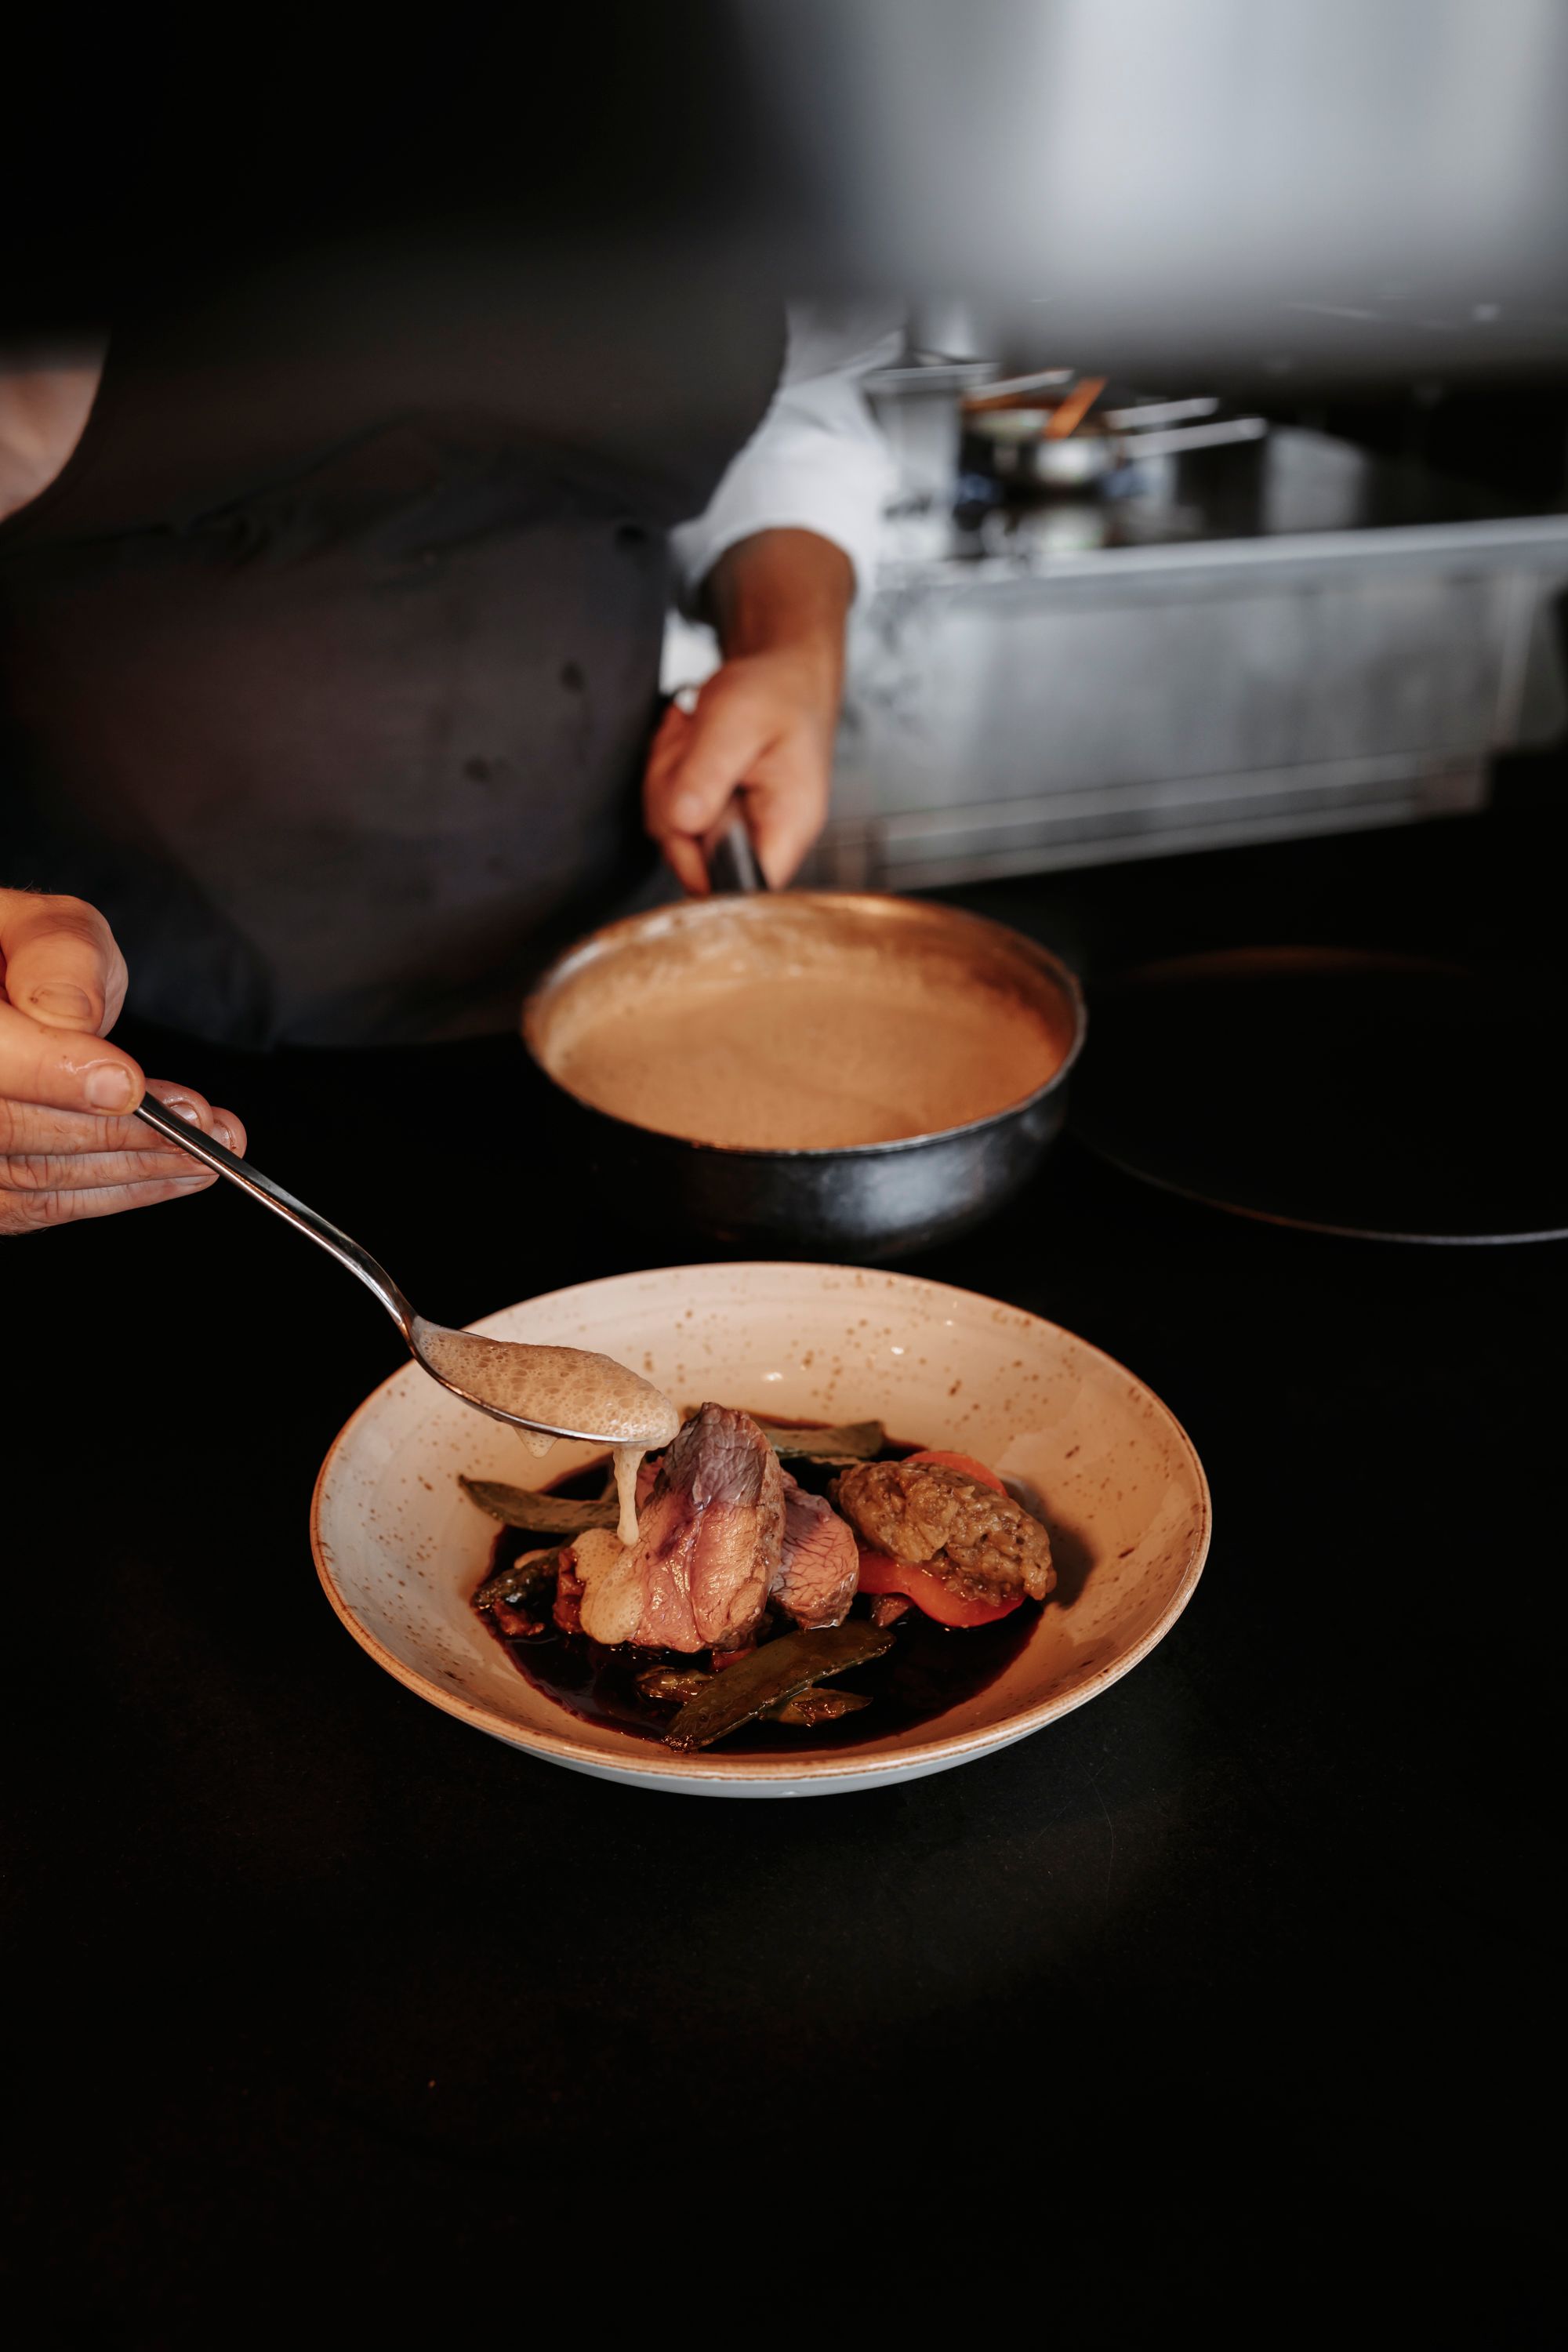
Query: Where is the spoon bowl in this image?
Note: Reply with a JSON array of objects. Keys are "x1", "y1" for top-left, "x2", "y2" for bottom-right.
[{"x1": 408, "y1": 1320, "x2": 678, "y2": 1450}]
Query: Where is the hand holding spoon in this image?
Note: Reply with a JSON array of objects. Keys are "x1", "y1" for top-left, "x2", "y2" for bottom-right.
[{"x1": 133, "y1": 1092, "x2": 681, "y2": 1487}]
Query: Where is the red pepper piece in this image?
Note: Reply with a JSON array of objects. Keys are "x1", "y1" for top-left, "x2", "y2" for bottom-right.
[{"x1": 854, "y1": 1544, "x2": 1022, "y2": 1629}]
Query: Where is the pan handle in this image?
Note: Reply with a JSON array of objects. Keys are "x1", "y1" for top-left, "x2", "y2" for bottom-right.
[{"x1": 707, "y1": 808, "x2": 765, "y2": 895}]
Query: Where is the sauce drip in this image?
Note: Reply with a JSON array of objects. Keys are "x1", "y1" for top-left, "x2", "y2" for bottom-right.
[{"x1": 611, "y1": 1445, "x2": 644, "y2": 1546}]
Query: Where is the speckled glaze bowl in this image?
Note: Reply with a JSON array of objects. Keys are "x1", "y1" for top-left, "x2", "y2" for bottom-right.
[{"x1": 311, "y1": 1265, "x2": 1211, "y2": 1797}]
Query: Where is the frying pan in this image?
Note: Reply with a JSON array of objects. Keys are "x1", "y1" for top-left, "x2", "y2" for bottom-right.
[{"x1": 521, "y1": 865, "x2": 1085, "y2": 1261}]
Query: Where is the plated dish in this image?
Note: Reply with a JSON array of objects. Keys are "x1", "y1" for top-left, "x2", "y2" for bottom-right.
[
  {"x1": 464, "y1": 1408, "x2": 1056, "y2": 1755},
  {"x1": 311, "y1": 1264, "x2": 1211, "y2": 1798}
]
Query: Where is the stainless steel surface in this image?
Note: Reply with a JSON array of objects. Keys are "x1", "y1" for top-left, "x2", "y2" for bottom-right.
[
  {"x1": 521, "y1": 892, "x2": 1086, "y2": 1261},
  {"x1": 746, "y1": 0, "x2": 1568, "y2": 383},
  {"x1": 865, "y1": 350, "x2": 998, "y2": 511},
  {"x1": 808, "y1": 426, "x2": 1568, "y2": 891},
  {"x1": 131, "y1": 1093, "x2": 664, "y2": 1445},
  {"x1": 1101, "y1": 397, "x2": 1220, "y2": 430},
  {"x1": 967, "y1": 368, "x2": 1074, "y2": 407},
  {"x1": 1109, "y1": 416, "x2": 1268, "y2": 461}
]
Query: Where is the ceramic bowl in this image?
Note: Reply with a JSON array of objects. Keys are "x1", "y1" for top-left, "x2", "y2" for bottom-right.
[{"x1": 311, "y1": 1264, "x2": 1210, "y2": 1797}]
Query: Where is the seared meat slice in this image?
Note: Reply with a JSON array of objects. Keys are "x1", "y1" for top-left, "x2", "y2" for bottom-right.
[
  {"x1": 771, "y1": 1472, "x2": 859, "y2": 1629},
  {"x1": 620, "y1": 1403, "x2": 784, "y2": 1653},
  {"x1": 835, "y1": 1458, "x2": 1054, "y2": 1606}
]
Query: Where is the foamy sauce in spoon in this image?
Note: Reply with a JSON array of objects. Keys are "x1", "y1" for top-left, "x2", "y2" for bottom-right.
[{"x1": 416, "y1": 1328, "x2": 679, "y2": 1544}]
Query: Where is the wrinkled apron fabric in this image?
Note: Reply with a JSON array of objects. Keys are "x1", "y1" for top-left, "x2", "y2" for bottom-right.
[{"x1": 0, "y1": 249, "x2": 781, "y2": 1046}]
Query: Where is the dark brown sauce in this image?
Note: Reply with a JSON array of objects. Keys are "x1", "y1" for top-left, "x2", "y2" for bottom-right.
[{"x1": 470, "y1": 1421, "x2": 1040, "y2": 1755}]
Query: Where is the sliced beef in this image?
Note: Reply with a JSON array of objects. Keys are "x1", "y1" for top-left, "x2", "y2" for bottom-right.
[
  {"x1": 771, "y1": 1472, "x2": 859, "y2": 1629},
  {"x1": 621, "y1": 1403, "x2": 784, "y2": 1653},
  {"x1": 834, "y1": 1457, "x2": 1054, "y2": 1606}
]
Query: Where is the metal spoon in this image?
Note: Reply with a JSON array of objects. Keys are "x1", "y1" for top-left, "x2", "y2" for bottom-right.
[{"x1": 132, "y1": 1091, "x2": 681, "y2": 1450}]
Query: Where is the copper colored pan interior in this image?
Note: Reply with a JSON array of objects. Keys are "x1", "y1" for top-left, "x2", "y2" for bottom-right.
[{"x1": 524, "y1": 894, "x2": 1083, "y2": 1156}]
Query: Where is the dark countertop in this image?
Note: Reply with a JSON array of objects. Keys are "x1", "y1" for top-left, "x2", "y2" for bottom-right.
[{"x1": 7, "y1": 797, "x2": 1560, "y2": 2331}]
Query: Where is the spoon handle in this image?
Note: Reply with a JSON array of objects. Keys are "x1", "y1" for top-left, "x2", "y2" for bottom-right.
[{"x1": 135, "y1": 1092, "x2": 415, "y2": 1335}]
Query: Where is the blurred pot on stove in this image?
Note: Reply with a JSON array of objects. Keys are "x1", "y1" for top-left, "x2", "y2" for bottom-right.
[{"x1": 964, "y1": 394, "x2": 1268, "y2": 495}]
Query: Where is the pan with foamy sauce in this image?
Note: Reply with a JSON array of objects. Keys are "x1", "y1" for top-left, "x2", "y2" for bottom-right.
[{"x1": 523, "y1": 894, "x2": 1085, "y2": 1258}]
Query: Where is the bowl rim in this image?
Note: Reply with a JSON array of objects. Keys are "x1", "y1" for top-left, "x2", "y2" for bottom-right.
[
  {"x1": 519, "y1": 892, "x2": 1087, "y2": 1163},
  {"x1": 310, "y1": 1265, "x2": 1212, "y2": 1787}
]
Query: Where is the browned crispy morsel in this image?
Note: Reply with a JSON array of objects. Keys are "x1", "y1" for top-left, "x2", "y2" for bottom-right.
[
  {"x1": 553, "y1": 1556, "x2": 586, "y2": 1635},
  {"x1": 492, "y1": 1598, "x2": 546, "y2": 1639},
  {"x1": 835, "y1": 1459, "x2": 1055, "y2": 1606},
  {"x1": 635, "y1": 1665, "x2": 712, "y2": 1706},
  {"x1": 767, "y1": 1687, "x2": 872, "y2": 1727}
]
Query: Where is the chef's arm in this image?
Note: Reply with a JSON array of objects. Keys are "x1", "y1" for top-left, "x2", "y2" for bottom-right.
[
  {"x1": 644, "y1": 527, "x2": 852, "y2": 892},
  {"x1": 646, "y1": 301, "x2": 901, "y2": 891}
]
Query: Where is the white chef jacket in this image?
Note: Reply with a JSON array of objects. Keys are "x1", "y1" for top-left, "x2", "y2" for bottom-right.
[{"x1": 670, "y1": 301, "x2": 902, "y2": 607}]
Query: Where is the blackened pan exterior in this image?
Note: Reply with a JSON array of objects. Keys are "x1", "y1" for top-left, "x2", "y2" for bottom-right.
[{"x1": 550, "y1": 1078, "x2": 1069, "y2": 1260}]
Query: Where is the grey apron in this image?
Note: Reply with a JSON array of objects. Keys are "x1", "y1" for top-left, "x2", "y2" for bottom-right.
[{"x1": 0, "y1": 244, "x2": 782, "y2": 1046}]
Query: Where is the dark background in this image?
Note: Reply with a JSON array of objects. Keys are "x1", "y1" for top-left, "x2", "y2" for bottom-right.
[
  {"x1": 5, "y1": 790, "x2": 1559, "y2": 2332},
  {"x1": 0, "y1": 5, "x2": 807, "y2": 333},
  {"x1": 4, "y1": 5, "x2": 1563, "y2": 2327},
  {"x1": 10, "y1": 6, "x2": 1568, "y2": 512}
]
